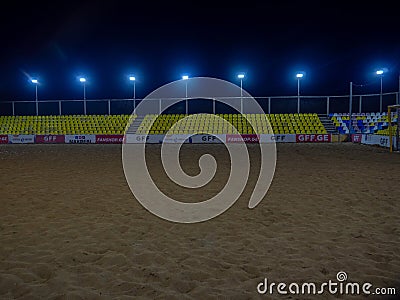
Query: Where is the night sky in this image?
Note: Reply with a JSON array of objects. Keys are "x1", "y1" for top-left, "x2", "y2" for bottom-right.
[{"x1": 1, "y1": 0, "x2": 399, "y2": 101}]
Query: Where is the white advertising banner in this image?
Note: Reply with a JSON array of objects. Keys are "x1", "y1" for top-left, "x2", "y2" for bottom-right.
[
  {"x1": 64, "y1": 135, "x2": 96, "y2": 144},
  {"x1": 259, "y1": 134, "x2": 296, "y2": 143},
  {"x1": 8, "y1": 135, "x2": 35, "y2": 144},
  {"x1": 191, "y1": 134, "x2": 226, "y2": 143},
  {"x1": 124, "y1": 134, "x2": 297, "y2": 144},
  {"x1": 124, "y1": 134, "x2": 164, "y2": 144},
  {"x1": 361, "y1": 134, "x2": 393, "y2": 148},
  {"x1": 162, "y1": 134, "x2": 193, "y2": 144}
]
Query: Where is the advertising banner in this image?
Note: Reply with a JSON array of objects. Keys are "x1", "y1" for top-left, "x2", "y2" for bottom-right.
[
  {"x1": 96, "y1": 135, "x2": 124, "y2": 144},
  {"x1": 36, "y1": 135, "x2": 65, "y2": 144},
  {"x1": 259, "y1": 134, "x2": 296, "y2": 143},
  {"x1": 361, "y1": 134, "x2": 393, "y2": 148},
  {"x1": 8, "y1": 135, "x2": 35, "y2": 144},
  {"x1": 0, "y1": 135, "x2": 8, "y2": 144},
  {"x1": 191, "y1": 134, "x2": 225, "y2": 143},
  {"x1": 296, "y1": 134, "x2": 331, "y2": 143},
  {"x1": 64, "y1": 135, "x2": 96, "y2": 144},
  {"x1": 226, "y1": 134, "x2": 260, "y2": 143}
]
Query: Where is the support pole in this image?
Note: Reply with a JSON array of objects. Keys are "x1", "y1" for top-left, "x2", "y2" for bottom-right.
[
  {"x1": 389, "y1": 107, "x2": 393, "y2": 152},
  {"x1": 349, "y1": 82, "x2": 353, "y2": 134},
  {"x1": 327, "y1": 97, "x2": 330, "y2": 115},
  {"x1": 396, "y1": 107, "x2": 400, "y2": 151},
  {"x1": 59, "y1": 101, "x2": 62, "y2": 115},
  {"x1": 213, "y1": 98, "x2": 216, "y2": 115},
  {"x1": 297, "y1": 79, "x2": 300, "y2": 113},
  {"x1": 379, "y1": 76, "x2": 383, "y2": 113},
  {"x1": 268, "y1": 97, "x2": 271, "y2": 114}
]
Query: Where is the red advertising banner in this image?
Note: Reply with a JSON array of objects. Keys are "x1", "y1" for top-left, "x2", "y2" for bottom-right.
[
  {"x1": 36, "y1": 135, "x2": 65, "y2": 144},
  {"x1": 96, "y1": 135, "x2": 124, "y2": 144},
  {"x1": 0, "y1": 135, "x2": 8, "y2": 144},
  {"x1": 226, "y1": 134, "x2": 260, "y2": 143},
  {"x1": 351, "y1": 134, "x2": 362, "y2": 143},
  {"x1": 296, "y1": 134, "x2": 331, "y2": 143}
]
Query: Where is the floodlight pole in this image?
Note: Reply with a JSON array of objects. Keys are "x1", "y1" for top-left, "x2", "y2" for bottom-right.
[
  {"x1": 379, "y1": 76, "x2": 383, "y2": 113},
  {"x1": 239, "y1": 79, "x2": 243, "y2": 114},
  {"x1": 35, "y1": 84, "x2": 38, "y2": 116},
  {"x1": 297, "y1": 78, "x2": 300, "y2": 113},
  {"x1": 185, "y1": 81, "x2": 188, "y2": 114},
  {"x1": 398, "y1": 74, "x2": 400, "y2": 105},
  {"x1": 133, "y1": 80, "x2": 136, "y2": 100},
  {"x1": 397, "y1": 107, "x2": 400, "y2": 151},
  {"x1": 82, "y1": 81, "x2": 87, "y2": 115},
  {"x1": 349, "y1": 81, "x2": 353, "y2": 135}
]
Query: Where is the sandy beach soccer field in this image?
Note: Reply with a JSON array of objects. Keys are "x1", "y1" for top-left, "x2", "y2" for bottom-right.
[{"x1": 0, "y1": 143, "x2": 399, "y2": 299}]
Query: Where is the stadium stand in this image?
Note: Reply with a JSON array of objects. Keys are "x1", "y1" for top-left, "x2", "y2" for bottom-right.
[
  {"x1": 0, "y1": 113, "x2": 328, "y2": 135},
  {"x1": 136, "y1": 113, "x2": 327, "y2": 134},
  {"x1": 0, "y1": 115, "x2": 134, "y2": 135},
  {"x1": 329, "y1": 112, "x2": 398, "y2": 134}
]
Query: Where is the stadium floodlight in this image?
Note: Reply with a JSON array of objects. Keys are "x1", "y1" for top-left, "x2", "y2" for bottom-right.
[
  {"x1": 79, "y1": 77, "x2": 86, "y2": 101},
  {"x1": 31, "y1": 78, "x2": 39, "y2": 115},
  {"x1": 181, "y1": 75, "x2": 189, "y2": 113},
  {"x1": 296, "y1": 72, "x2": 305, "y2": 113},
  {"x1": 375, "y1": 68, "x2": 387, "y2": 112},
  {"x1": 78, "y1": 77, "x2": 87, "y2": 114},
  {"x1": 129, "y1": 76, "x2": 136, "y2": 99},
  {"x1": 237, "y1": 73, "x2": 245, "y2": 113}
]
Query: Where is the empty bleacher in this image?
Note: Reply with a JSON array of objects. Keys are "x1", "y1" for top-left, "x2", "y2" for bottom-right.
[
  {"x1": 0, "y1": 115, "x2": 135, "y2": 135},
  {"x1": 136, "y1": 113, "x2": 327, "y2": 134},
  {"x1": 0, "y1": 113, "x2": 328, "y2": 135},
  {"x1": 329, "y1": 112, "x2": 398, "y2": 134}
]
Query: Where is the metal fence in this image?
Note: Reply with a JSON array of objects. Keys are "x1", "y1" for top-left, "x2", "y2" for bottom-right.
[{"x1": 0, "y1": 92, "x2": 398, "y2": 116}]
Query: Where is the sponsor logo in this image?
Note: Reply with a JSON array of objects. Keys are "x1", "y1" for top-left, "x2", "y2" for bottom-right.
[
  {"x1": 296, "y1": 134, "x2": 331, "y2": 143},
  {"x1": 96, "y1": 135, "x2": 124, "y2": 144},
  {"x1": 36, "y1": 135, "x2": 65, "y2": 143},
  {"x1": 202, "y1": 135, "x2": 218, "y2": 142},
  {"x1": 226, "y1": 134, "x2": 260, "y2": 143},
  {"x1": 65, "y1": 135, "x2": 95, "y2": 144},
  {"x1": 352, "y1": 134, "x2": 362, "y2": 143},
  {"x1": 8, "y1": 135, "x2": 35, "y2": 144},
  {"x1": 379, "y1": 137, "x2": 389, "y2": 147},
  {"x1": 0, "y1": 135, "x2": 8, "y2": 144}
]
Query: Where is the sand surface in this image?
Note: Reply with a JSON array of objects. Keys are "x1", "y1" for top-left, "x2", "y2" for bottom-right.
[{"x1": 0, "y1": 143, "x2": 399, "y2": 299}]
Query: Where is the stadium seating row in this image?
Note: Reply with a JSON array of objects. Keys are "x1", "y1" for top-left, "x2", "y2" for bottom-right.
[
  {"x1": 329, "y1": 112, "x2": 398, "y2": 134},
  {"x1": 136, "y1": 113, "x2": 327, "y2": 134},
  {"x1": 0, "y1": 115, "x2": 134, "y2": 135},
  {"x1": 0, "y1": 113, "x2": 327, "y2": 135}
]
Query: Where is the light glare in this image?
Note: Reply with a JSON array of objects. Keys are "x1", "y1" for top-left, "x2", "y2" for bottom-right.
[
  {"x1": 31, "y1": 79, "x2": 38, "y2": 84},
  {"x1": 182, "y1": 75, "x2": 189, "y2": 80},
  {"x1": 79, "y1": 77, "x2": 86, "y2": 82},
  {"x1": 129, "y1": 76, "x2": 136, "y2": 81},
  {"x1": 237, "y1": 74, "x2": 245, "y2": 79}
]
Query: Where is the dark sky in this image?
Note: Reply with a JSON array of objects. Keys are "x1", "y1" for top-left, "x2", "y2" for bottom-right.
[{"x1": 1, "y1": 0, "x2": 399, "y2": 101}]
